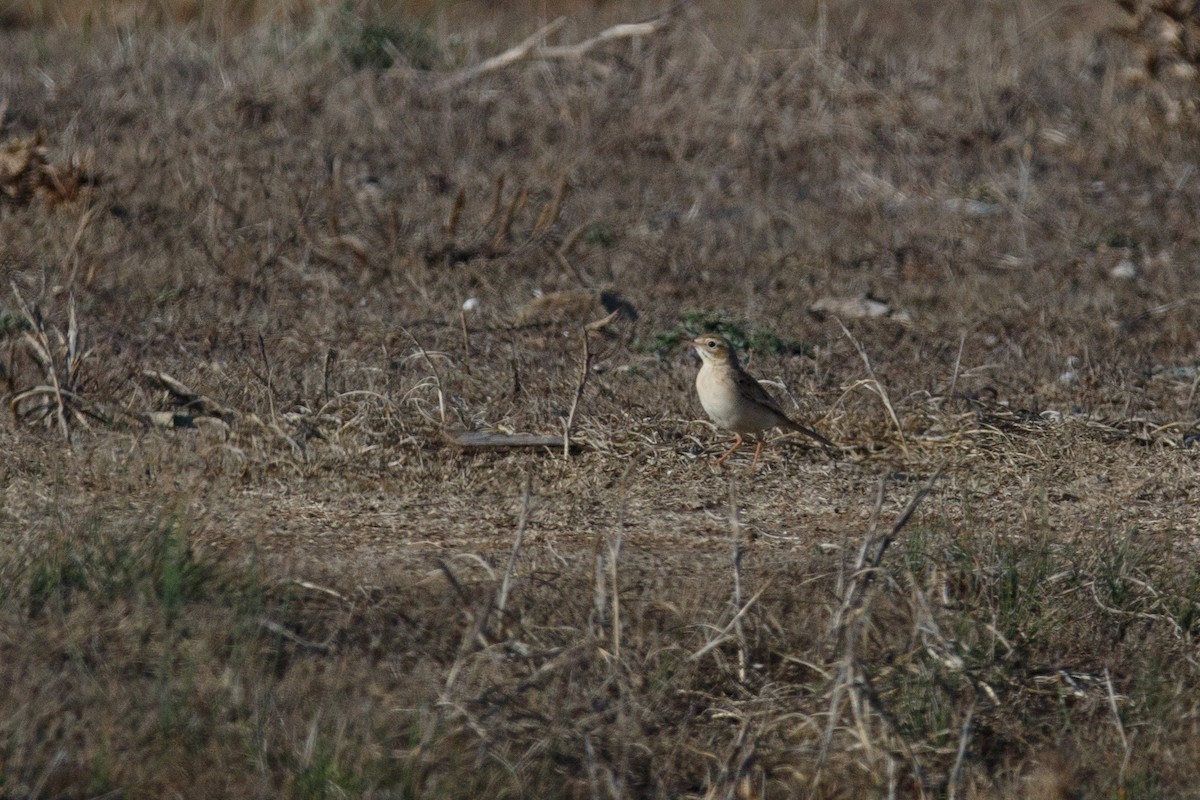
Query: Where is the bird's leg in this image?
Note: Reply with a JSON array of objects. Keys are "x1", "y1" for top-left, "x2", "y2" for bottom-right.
[
  {"x1": 750, "y1": 436, "x2": 765, "y2": 467},
  {"x1": 715, "y1": 433, "x2": 744, "y2": 466}
]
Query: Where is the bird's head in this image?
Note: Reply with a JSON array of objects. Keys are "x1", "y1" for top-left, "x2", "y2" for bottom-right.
[{"x1": 690, "y1": 334, "x2": 737, "y2": 367}]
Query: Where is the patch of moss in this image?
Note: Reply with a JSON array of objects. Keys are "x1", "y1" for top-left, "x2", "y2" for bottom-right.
[
  {"x1": 582, "y1": 222, "x2": 616, "y2": 248},
  {"x1": 0, "y1": 308, "x2": 31, "y2": 336},
  {"x1": 637, "y1": 310, "x2": 809, "y2": 358},
  {"x1": 1093, "y1": 229, "x2": 1139, "y2": 251},
  {"x1": 341, "y1": 6, "x2": 442, "y2": 71}
]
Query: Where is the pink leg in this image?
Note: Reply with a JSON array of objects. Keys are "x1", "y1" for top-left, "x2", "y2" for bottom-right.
[
  {"x1": 750, "y1": 438, "x2": 764, "y2": 467},
  {"x1": 715, "y1": 433, "x2": 744, "y2": 466}
]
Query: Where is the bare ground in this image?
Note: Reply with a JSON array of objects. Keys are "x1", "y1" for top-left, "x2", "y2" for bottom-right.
[{"x1": 3, "y1": 0, "x2": 1200, "y2": 797}]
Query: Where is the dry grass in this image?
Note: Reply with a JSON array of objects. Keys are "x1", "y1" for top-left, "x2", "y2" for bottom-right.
[{"x1": 3, "y1": 0, "x2": 1200, "y2": 797}]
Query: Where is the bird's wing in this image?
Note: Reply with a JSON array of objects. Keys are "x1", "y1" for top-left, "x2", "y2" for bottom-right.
[
  {"x1": 739, "y1": 370, "x2": 835, "y2": 447},
  {"x1": 736, "y1": 369, "x2": 791, "y2": 419}
]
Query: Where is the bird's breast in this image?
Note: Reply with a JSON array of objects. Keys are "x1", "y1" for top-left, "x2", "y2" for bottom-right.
[
  {"x1": 696, "y1": 363, "x2": 783, "y2": 434},
  {"x1": 696, "y1": 364, "x2": 747, "y2": 430}
]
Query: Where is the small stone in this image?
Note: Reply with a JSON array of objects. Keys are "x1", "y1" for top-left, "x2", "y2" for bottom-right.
[{"x1": 1110, "y1": 259, "x2": 1137, "y2": 280}]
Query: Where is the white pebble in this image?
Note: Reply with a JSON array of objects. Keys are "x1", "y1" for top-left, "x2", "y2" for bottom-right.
[{"x1": 1110, "y1": 259, "x2": 1137, "y2": 280}]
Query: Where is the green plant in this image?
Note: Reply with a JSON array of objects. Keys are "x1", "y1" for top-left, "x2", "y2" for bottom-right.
[
  {"x1": 18, "y1": 510, "x2": 225, "y2": 618},
  {"x1": 292, "y1": 738, "x2": 361, "y2": 800},
  {"x1": 582, "y1": 222, "x2": 616, "y2": 247},
  {"x1": 1095, "y1": 229, "x2": 1140, "y2": 250},
  {"x1": 637, "y1": 310, "x2": 810, "y2": 358},
  {"x1": 0, "y1": 308, "x2": 31, "y2": 335},
  {"x1": 340, "y1": 6, "x2": 442, "y2": 71}
]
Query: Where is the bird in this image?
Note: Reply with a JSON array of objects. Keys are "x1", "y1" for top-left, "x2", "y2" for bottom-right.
[{"x1": 690, "y1": 334, "x2": 833, "y2": 466}]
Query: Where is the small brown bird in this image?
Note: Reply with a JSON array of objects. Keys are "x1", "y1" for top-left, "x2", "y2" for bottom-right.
[{"x1": 690, "y1": 334, "x2": 832, "y2": 466}]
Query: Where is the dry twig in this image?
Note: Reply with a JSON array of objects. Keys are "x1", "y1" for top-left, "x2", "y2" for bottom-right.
[
  {"x1": 814, "y1": 464, "x2": 946, "y2": 796},
  {"x1": 143, "y1": 370, "x2": 234, "y2": 421},
  {"x1": 398, "y1": 325, "x2": 448, "y2": 426},
  {"x1": 562, "y1": 323, "x2": 597, "y2": 456},
  {"x1": 496, "y1": 473, "x2": 533, "y2": 616},
  {"x1": 1104, "y1": 667, "x2": 1133, "y2": 793},
  {"x1": 444, "y1": 430, "x2": 585, "y2": 451},
  {"x1": 836, "y1": 318, "x2": 907, "y2": 452},
  {"x1": 439, "y1": 7, "x2": 680, "y2": 89}
]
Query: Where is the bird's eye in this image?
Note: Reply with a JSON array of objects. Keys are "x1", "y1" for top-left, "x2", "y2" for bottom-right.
[{"x1": 707, "y1": 341, "x2": 716, "y2": 348}]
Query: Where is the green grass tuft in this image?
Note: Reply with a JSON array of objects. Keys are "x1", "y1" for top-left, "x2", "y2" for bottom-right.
[
  {"x1": 637, "y1": 310, "x2": 811, "y2": 358},
  {"x1": 340, "y1": 6, "x2": 443, "y2": 71},
  {"x1": 0, "y1": 308, "x2": 31, "y2": 336}
]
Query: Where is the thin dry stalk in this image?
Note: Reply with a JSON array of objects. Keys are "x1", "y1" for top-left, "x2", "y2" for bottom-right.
[
  {"x1": 496, "y1": 473, "x2": 533, "y2": 615},
  {"x1": 28, "y1": 748, "x2": 67, "y2": 800},
  {"x1": 257, "y1": 333, "x2": 276, "y2": 425},
  {"x1": 562, "y1": 325, "x2": 595, "y2": 457},
  {"x1": 289, "y1": 579, "x2": 345, "y2": 601},
  {"x1": 587, "y1": 490, "x2": 626, "y2": 661},
  {"x1": 584, "y1": 735, "x2": 603, "y2": 800},
  {"x1": 852, "y1": 463, "x2": 947, "y2": 607},
  {"x1": 62, "y1": 204, "x2": 99, "y2": 289},
  {"x1": 728, "y1": 473, "x2": 747, "y2": 683},
  {"x1": 705, "y1": 723, "x2": 761, "y2": 800},
  {"x1": 492, "y1": 185, "x2": 528, "y2": 250},
  {"x1": 485, "y1": 174, "x2": 506, "y2": 228},
  {"x1": 398, "y1": 325, "x2": 447, "y2": 426},
  {"x1": 552, "y1": 221, "x2": 595, "y2": 287},
  {"x1": 827, "y1": 476, "x2": 886, "y2": 642},
  {"x1": 1085, "y1": 573, "x2": 1184, "y2": 637},
  {"x1": 445, "y1": 430, "x2": 583, "y2": 450},
  {"x1": 1015, "y1": 149, "x2": 1031, "y2": 258},
  {"x1": 459, "y1": 309, "x2": 471, "y2": 374},
  {"x1": 259, "y1": 617, "x2": 333, "y2": 652},
  {"x1": 606, "y1": 511, "x2": 624, "y2": 662},
  {"x1": 946, "y1": 332, "x2": 967, "y2": 402},
  {"x1": 1104, "y1": 668, "x2": 1132, "y2": 791},
  {"x1": 553, "y1": 251, "x2": 590, "y2": 290},
  {"x1": 557, "y1": 220, "x2": 589, "y2": 258},
  {"x1": 9, "y1": 286, "x2": 99, "y2": 448},
  {"x1": 144, "y1": 370, "x2": 233, "y2": 420},
  {"x1": 814, "y1": 465, "x2": 946, "y2": 797},
  {"x1": 946, "y1": 700, "x2": 975, "y2": 800},
  {"x1": 536, "y1": 14, "x2": 673, "y2": 59},
  {"x1": 591, "y1": 542, "x2": 607, "y2": 641},
  {"x1": 532, "y1": 175, "x2": 570, "y2": 238},
  {"x1": 688, "y1": 578, "x2": 776, "y2": 663},
  {"x1": 812, "y1": 661, "x2": 850, "y2": 794},
  {"x1": 437, "y1": 552, "x2": 501, "y2": 703},
  {"x1": 687, "y1": 473, "x2": 778, "y2": 668},
  {"x1": 322, "y1": 347, "x2": 337, "y2": 402},
  {"x1": 444, "y1": 187, "x2": 466, "y2": 239},
  {"x1": 836, "y1": 318, "x2": 907, "y2": 452},
  {"x1": 590, "y1": 462, "x2": 638, "y2": 662}
]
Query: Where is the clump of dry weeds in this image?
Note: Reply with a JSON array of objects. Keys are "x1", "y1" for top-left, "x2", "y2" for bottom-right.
[
  {"x1": 0, "y1": 131, "x2": 98, "y2": 209},
  {"x1": 4, "y1": 464, "x2": 1200, "y2": 797}
]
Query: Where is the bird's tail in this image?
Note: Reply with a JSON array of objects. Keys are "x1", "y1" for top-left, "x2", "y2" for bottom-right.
[{"x1": 781, "y1": 418, "x2": 836, "y2": 449}]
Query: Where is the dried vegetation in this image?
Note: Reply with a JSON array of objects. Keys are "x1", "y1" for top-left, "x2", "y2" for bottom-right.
[{"x1": 3, "y1": 0, "x2": 1200, "y2": 797}]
